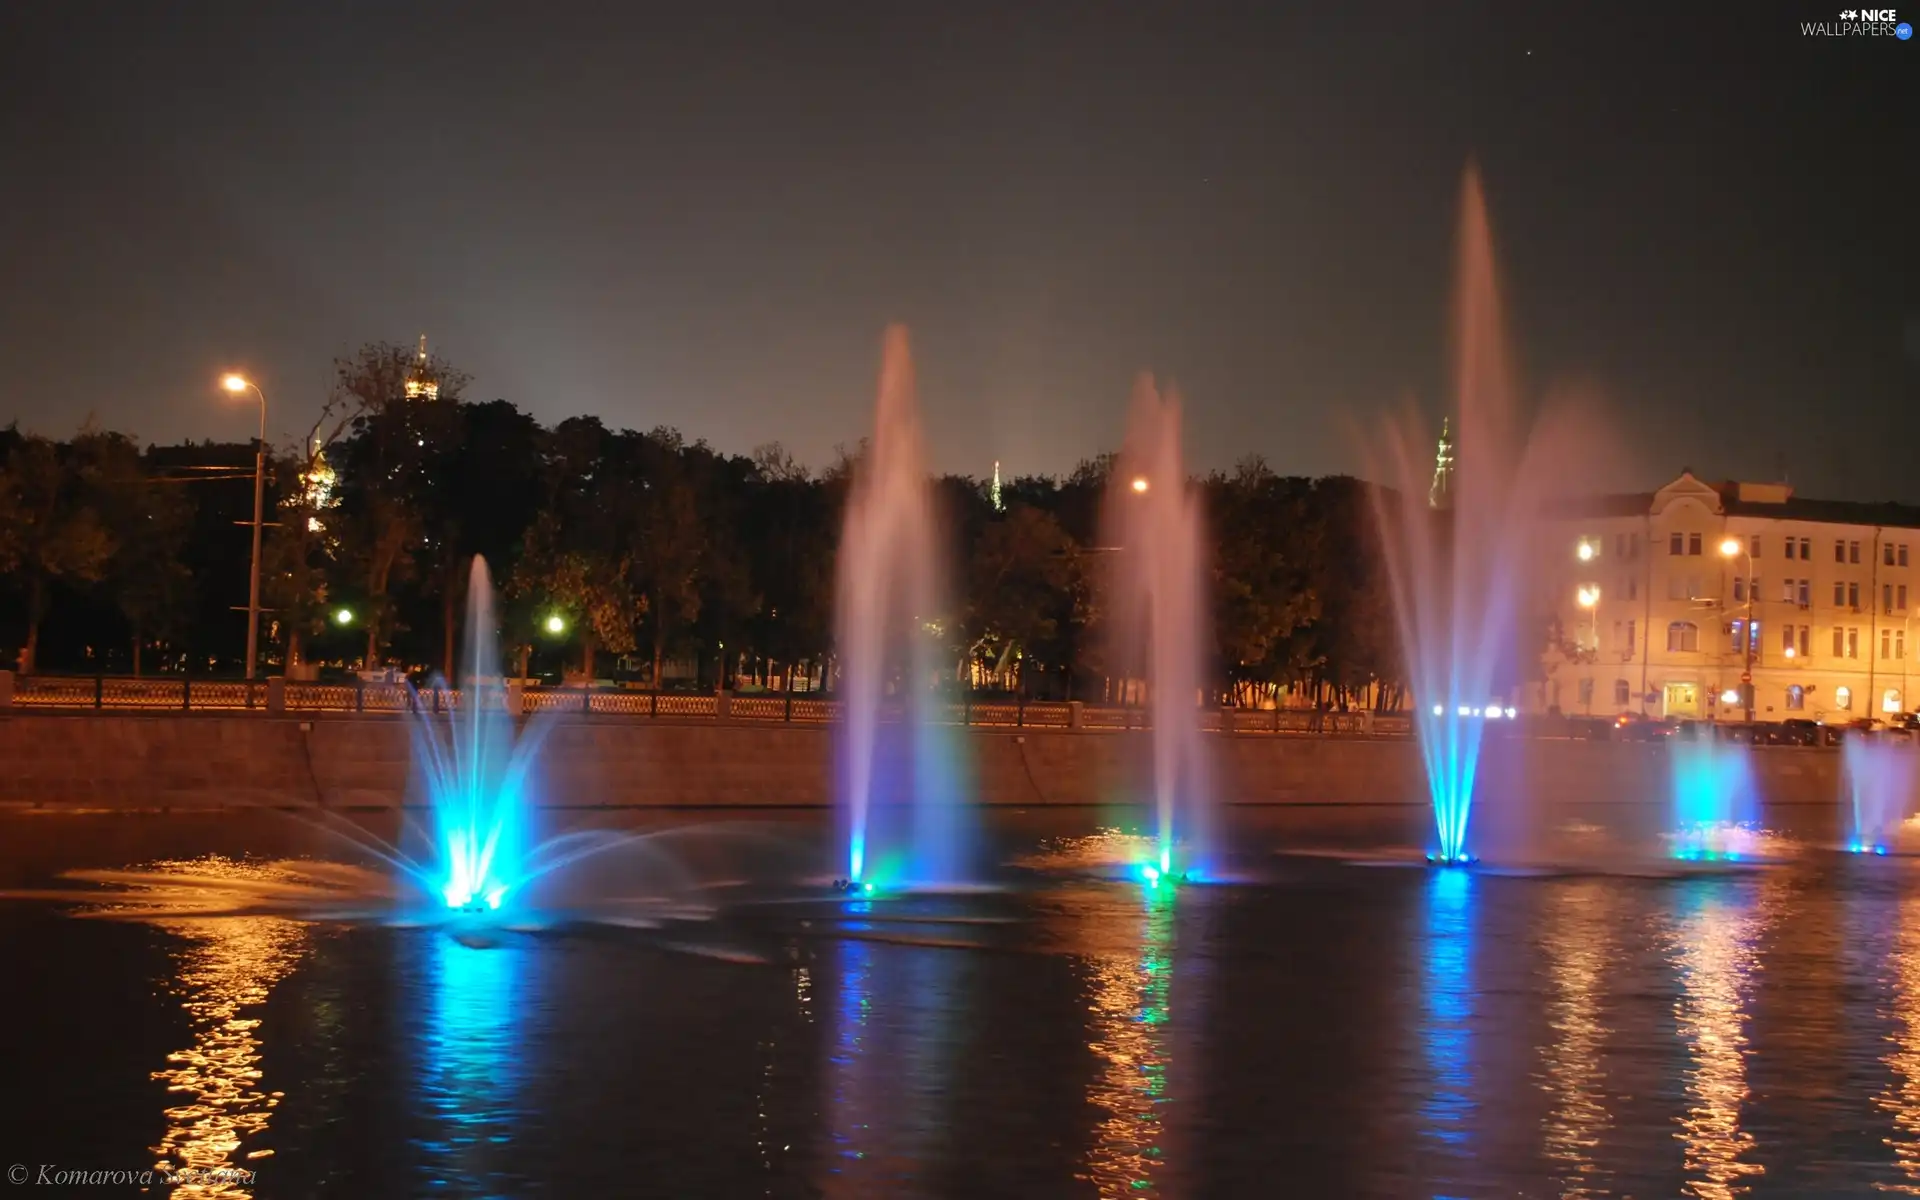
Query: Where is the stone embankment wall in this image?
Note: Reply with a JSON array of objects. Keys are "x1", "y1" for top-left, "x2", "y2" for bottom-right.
[{"x1": 0, "y1": 712, "x2": 1845, "y2": 814}]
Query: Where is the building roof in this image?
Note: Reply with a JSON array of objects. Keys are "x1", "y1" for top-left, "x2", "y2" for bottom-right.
[
  {"x1": 1713, "y1": 481, "x2": 1920, "y2": 530},
  {"x1": 1547, "y1": 474, "x2": 1920, "y2": 531}
]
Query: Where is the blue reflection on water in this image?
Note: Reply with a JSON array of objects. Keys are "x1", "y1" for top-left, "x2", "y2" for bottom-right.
[
  {"x1": 1421, "y1": 869, "x2": 1476, "y2": 1158},
  {"x1": 414, "y1": 932, "x2": 529, "y2": 1195},
  {"x1": 823, "y1": 933, "x2": 957, "y2": 1193}
]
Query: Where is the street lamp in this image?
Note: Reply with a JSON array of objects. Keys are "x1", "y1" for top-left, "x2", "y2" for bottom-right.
[
  {"x1": 544, "y1": 614, "x2": 566, "y2": 635},
  {"x1": 221, "y1": 374, "x2": 267, "y2": 681},
  {"x1": 1720, "y1": 535, "x2": 1755, "y2": 722},
  {"x1": 1130, "y1": 476, "x2": 1150, "y2": 494},
  {"x1": 1575, "y1": 583, "x2": 1601, "y2": 650},
  {"x1": 334, "y1": 608, "x2": 354, "y2": 626}
]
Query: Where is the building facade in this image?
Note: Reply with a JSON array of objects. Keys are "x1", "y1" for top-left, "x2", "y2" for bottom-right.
[{"x1": 1541, "y1": 472, "x2": 1920, "y2": 724}]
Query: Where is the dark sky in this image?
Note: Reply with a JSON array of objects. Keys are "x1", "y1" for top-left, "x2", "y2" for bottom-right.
[{"x1": 2, "y1": 2, "x2": 1913, "y2": 497}]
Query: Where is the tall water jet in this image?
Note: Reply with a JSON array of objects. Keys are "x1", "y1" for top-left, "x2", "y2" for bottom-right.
[
  {"x1": 407, "y1": 556, "x2": 548, "y2": 912},
  {"x1": 1371, "y1": 167, "x2": 1576, "y2": 866},
  {"x1": 1105, "y1": 377, "x2": 1212, "y2": 878},
  {"x1": 1844, "y1": 737, "x2": 1919, "y2": 854},
  {"x1": 835, "y1": 326, "x2": 968, "y2": 888}
]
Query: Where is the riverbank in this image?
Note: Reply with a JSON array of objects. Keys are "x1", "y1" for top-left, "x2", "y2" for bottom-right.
[{"x1": 0, "y1": 711, "x2": 1844, "y2": 815}]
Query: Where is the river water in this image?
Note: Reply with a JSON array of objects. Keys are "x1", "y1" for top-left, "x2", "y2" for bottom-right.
[{"x1": 0, "y1": 807, "x2": 1907, "y2": 1197}]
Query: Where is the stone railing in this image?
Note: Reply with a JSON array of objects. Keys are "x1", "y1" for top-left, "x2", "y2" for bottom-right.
[{"x1": 0, "y1": 671, "x2": 1411, "y2": 736}]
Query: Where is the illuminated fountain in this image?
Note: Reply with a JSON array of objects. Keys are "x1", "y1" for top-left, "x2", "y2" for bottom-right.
[
  {"x1": 18, "y1": 557, "x2": 816, "y2": 929},
  {"x1": 1371, "y1": 167, "x2": 1586, "y2": 866},
  {"x1": 1844, "y1": 736, "x2": 1920, "y2": 855},
  {"x1": 406, "y1": 556, "x2": 545, "y2": 913},
  {"x1": 833, "y1": 325, "x2": 970, "y2": 891},
  {"x1": 1104, "y1": 377, "x2": 1213, "y2": 883},
  {"x1": 1670, "y1": 741, "x2": 1761, "y2": 861}
]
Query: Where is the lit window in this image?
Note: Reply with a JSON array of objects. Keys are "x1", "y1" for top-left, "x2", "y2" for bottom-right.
[
  {"x1": 1837, "y1": 685, "x2": 1853, "y2": 710},
  {"x1": 1887, "y1": 689, "x2": 1904, "y2": 715},
  {"x1": 1787, "y1": 685, "x2": 1805, "y2": 711},
  {"x1": 1781, "y1": 625, "x2": 1796, "y2": 655},
  {"x1": 1667, "y1": 621, "x2": 1700, "y2": 652}
]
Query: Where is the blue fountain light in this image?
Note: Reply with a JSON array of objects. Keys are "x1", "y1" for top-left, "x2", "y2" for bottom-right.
[{"x1": 403, "y1": 558, "x2": 552, "y2": 918}]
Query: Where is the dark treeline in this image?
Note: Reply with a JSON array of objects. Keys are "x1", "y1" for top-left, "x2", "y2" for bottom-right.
[{"x1": 0, "y1": 343, "x2": 1404, "y2": 708}]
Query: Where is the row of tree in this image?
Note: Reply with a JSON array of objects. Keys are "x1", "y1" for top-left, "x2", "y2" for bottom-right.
[{"x1": 0, "y1": 342, "x2": 1404, "y2": 707}]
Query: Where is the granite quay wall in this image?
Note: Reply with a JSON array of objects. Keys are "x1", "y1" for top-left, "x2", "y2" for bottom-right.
[{"x1": 0, "y1": 710, "x2": 1846, "y2": 816}]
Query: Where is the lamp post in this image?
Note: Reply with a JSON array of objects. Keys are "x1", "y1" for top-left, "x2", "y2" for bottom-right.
[
  {"x1": 1575, "y1": 584, "x2": 1600, "y2": 712},
  {"x1": 222, "y1": 374, "x2": 267, "y2": 681},
  {"x1": 1720, "y1": 536, "x2": 1755, "y2": 722}
]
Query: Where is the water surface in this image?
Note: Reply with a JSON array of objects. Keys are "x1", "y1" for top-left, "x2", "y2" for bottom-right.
[{"x1": 0, "y1": 808, "x2": 1908, "y2": 1198}]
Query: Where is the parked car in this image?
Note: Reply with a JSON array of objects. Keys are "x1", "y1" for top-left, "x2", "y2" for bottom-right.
[{"x1": 1774, "y1": 718, "x2": 1822, "y2": 746}]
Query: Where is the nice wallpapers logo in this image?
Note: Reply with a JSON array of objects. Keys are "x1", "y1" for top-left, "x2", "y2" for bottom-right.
[{"x1": 1802, "y1": 8, "x2": 1914, "y2": 36}]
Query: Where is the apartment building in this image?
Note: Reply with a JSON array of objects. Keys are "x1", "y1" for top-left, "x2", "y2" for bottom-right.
[{"x1": 1541, "y1": 472, "x2": 1920, "y2": 723}]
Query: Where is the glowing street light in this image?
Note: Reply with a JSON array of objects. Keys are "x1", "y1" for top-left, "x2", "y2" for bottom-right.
[
  {"x1": 1719, "y1": 537, "x2": 1742, "y2": 559},
  {"x1": 220, "y1": 373, "x2": 268, "y2": 681},
  {"x1": 333, "y1": 607, "x2": 354, "y2": 626},
  {"x1": 1576, "y1": 539, "x2": 1597, "y2": 562},
  {"x1": 544, "y1": 614, "x2": 566, "y2": 635},
  {"x1": 1575, "y1": 585, "x2": 1601, "y2": 695},
  {"x1": 1130, "y1": 476, "x2": 1150, "y2": 494}
]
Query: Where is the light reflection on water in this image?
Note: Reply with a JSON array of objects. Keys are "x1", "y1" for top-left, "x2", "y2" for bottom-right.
[
  {"x1": 413, "y1": 932, "x2": 529, "y2": 1194},
  {"x1": 820, "y1": 918, "x2": 958, "y2": 1196},
  {"x1": 144, "y1": 860, "x2": 309, "y2": 1199},
  {"x1": 1420, "y1": 867, "x2": 1476, "y2": 1172},
  {"x1": 1081, "y1": 886, "x2": 1177, "y2": 1197},
  {"x1": 1537, "y1": 880, "x2": 1614, "y2": 1198},
  {"x1": 1880, "y1": 889, "x2": 1920, "y2": 1192},
  {"x1": 1668, "y1": 880, "x2": 1774, "y2": 1200}
]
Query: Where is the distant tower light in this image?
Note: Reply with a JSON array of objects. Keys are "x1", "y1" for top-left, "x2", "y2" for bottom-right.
[
  {"x1": 405, "y1": 333, "x2": 439, "y2": 401},
  {"x1": 1428, "y1": 416, "x2": 1455, "y2": 510},
  {"x1": 991, "y1": 460, "x2": 1004, "y2": 512}
]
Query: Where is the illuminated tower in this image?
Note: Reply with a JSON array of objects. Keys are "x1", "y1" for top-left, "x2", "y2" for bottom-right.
[
  {"x1": 1428, "y1": 417, "x2": 1455, "y2": 510},
  {"x1": 991, "y1": 460, "x2": 1004, "y2": 512},
  {"x1": 404, "y1": 334, "x2": 440, "y2": 401}
]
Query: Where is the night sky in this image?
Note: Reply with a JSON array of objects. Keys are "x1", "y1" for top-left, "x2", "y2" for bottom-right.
[{"x1": 2, "y1": 3, "x2": 1913, "y2": 498}]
